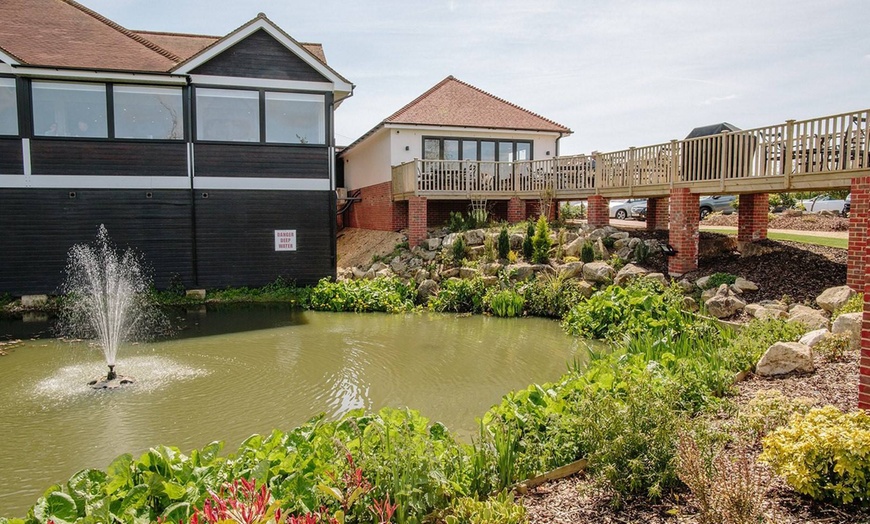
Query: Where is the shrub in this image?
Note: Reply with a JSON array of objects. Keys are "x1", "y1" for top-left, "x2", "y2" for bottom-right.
[
  {"x1": 735, "y1": 389, "x2": 815, "y2": 442},
  {"x1": 761, "y1": 406, "x2": 870, "y2": 504},
  {"x1": 608, "y1": 254, "x2": 625, "y2": 271},
  {"x1": 521, "y1": 273, "x2": 588, "y2": 318},
  {"x1": 445, "y1": 492, "x2": 527, "y2": 524},
  {"x1": 814, "y1": 333, "x2": 850, "y2": 362},
  {"x1": 833, "y1": 292, "x2": 862, "y2": 319},
  {"x1": 485, "y1": 289, "x2": 525, "y2": 318},
  {"x1": 507, "y1": 250, "x2": 518, "y2": 264},
  {"x1": 723, "y1": 318, "x2": 805, "y2": 373},
  {"x1": 428, "y1": 277, "x2": 487, "y2": 313},
  {"x1": 482, "y1": 235, "x2": 496, "y2": 263},
  {"x1": 531, "y1": 216, "x2": 552, "y2": 264},
  {"x1": 447, "y1": 211, "x2": 466, "y2": 232},
  {"x1": 633, "y1": 241, "x2": 651, "y2": 264},
  {"x1": 452, "y1": 235, "x2": 467, "y2": 264},
  {"x1": 497, "y1": 227, "x2": 510, "y2": 260},
  {"x1": 580, "y1": 241, "x2": 595, "y2": 263},
  {"x1": 702, "y1": 272, "x2": 737, "y2": 290},
  {"x1": 309, "y1": 278, "x2": 416, "y2": 313},
  {"x1": 522, "y1": 221, "x2": 534, "y2": 260},
  {"x1": 602, "y1": 236, "x2": 616, "y2": 250},
  {"x1": 560, "y1": 202, "x2": 582, "y2": 220}
]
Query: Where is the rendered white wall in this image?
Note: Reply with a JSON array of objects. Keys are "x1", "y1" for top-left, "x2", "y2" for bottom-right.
[{"x1": 342, "y1": 128, "x2": 391, "y2": 189}]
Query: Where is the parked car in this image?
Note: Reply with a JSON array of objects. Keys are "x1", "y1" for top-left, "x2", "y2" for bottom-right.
[
  {"x1": 609, "y1": 198, "x2": 647, "y2": 220},
  {"x1": 799, "y1": 194, "x2": 847, "y2": 214},
  {"x1": 699, "y1": 195, "x2": 737, "y2": 219},
  {"x1": 631, "y1": 203, "x2": 647, "y2": 220},
  {"x1": 843, "y1": 193, "x2": 851, "y2": 217}
]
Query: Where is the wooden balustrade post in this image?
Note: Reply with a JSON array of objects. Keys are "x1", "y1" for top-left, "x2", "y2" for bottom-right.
[
  {"x1": 784, "y1": 120, "x2": 795, "y2": 189},
  {"x1": 719, "y1": 131, "x2": 729, "y2": 192},
  {"x1": 628, "y1": 147, "x2": 636, "y2": 195},
  {"x1": 670, "y1": 139, "x2": 678, "y2": 187},
  {"x1": 593, "y1": 151, "x2": 602, "y2": 194}
]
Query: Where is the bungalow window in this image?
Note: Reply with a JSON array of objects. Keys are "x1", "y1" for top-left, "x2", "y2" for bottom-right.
[
  {"x1": 195, "y1": 88, "x2": 259, "y2": 142},
  {"x1": 0, "y1": 78, "x2": 18, "y2": 136},
  {"x1": 265, "y1": 92, "x2": 325, "y2": 145},
  {"x1": 32, "y1": 81, "x2": 108, "y2": 138},
  {"x1": 114, "y1": 85, "x2": 183, "y2": 140}
]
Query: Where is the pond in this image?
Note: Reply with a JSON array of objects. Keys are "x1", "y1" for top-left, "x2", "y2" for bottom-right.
[{"x1": 0, "y1": 305, "x2": 586, "y2": 516}]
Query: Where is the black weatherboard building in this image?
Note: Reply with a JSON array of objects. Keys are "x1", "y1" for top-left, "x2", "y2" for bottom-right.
[{"x1": 0, "y1": 0, "x2": 353, "y2": 296}]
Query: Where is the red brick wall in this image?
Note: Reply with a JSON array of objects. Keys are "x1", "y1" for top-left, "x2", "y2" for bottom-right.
[
  {"x1": 848, "y1": 177, "x2": 870, "y2": 291},
  {"x1": 646, "y1": 197, "x2": 669, "y2": 231},
  {"x1": 588, "y1": 195, "x2": 609, "y2": 228},
  {"x1": 346, "y1": 181, "x2": 408, "y2": 231},
  {"x1": 408, "y1": 196, "x2": 428, "y2": 247},
  {"x1": 737, "y1": 193, "x2": 769, "y2": 242},
  {"x1": 862, "y1": 242, "x2": 870, "y2": 410},
  {"x1": 507, "y1": 198, "x2": 526, "y2": 223},
  {"x1": 668, "y1": 188, "x2": 700, "y2": 275}
]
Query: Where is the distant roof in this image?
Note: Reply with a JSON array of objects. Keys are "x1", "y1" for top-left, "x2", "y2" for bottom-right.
[
  {"x1": 0, "y1": 0, "x2": 330, "y2": 72},
  {"x1": 342, "y1": 75, "x2": 571, "y2": 153},
  {"x1": 685, "y1": 122, "x2": 742, "y2": 139}
]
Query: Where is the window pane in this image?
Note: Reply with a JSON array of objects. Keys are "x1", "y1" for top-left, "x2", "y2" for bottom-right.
[
  {"x1": 0, "y1": 78, "x2": 18, "y2": 136},
  {"x1": 462, "y1": 140, "x2": 477, "y2": 161},
  {"x1": 114, "y1": 85, "x2": 183, "y2": 140},
  {"x1": 480, "y1": 141, "x2": 495, "y2": 161},
  {"x1": 443, "y1": 140, "x2": 459, "y2": 160},
  {"x1": 33, "y1": 81, "x2": 107, "y2": 138},
  {"x1": 498, "y1": 142, "x2": 514, "y2": 162},
  {"x1": 196, "y1": 88, "x2": 259, "y2": 142},
  {"x1": 516, "y1": 142, "x2": 531, "y2": 161},
  {"x1": 423, "y1": 138, "x2": 440, "y2": 160},
  {"x1": 265, "y1": 92, "x2": 324, "y2": 144}
]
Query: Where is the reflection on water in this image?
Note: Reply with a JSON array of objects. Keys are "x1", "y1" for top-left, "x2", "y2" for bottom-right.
[{"x1": 0, "y1": 307, "x2": 585, "y2": 517}]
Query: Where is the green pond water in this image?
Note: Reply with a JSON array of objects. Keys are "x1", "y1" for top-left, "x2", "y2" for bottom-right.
[{"x1": 0, "y1": 307, "x2": 586, "y2": 517}]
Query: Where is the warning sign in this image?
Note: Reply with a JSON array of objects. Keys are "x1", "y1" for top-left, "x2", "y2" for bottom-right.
[{"x1": 274, "y1": 230, "x2": 297, "y2": 251}]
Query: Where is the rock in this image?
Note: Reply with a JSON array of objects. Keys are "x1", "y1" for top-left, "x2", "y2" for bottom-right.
[
  {"x1": 480, "y1": 262, "x2": 502, "y2": 276},
  {"x1": 531, "y1": 264, "x2": 556, "y2": 277},
  {"x1": 509, "y1": 233, "x2": 524, "y2": 250},
  {"x1": 563, "y1": 236, "x2": 585, "y2": 257},
  {"x1": 831, "y1": 312, "x2": 862, "y2": 350},
  {"x1": 352, "y1": 267, "x2": 368, "y2": 280},
  {"x1": 576, "y1": 280, "x2": 595, "y2": 298},
  {"x1": 416, "y1": 279, "x2": 439, "y2": 303},
  {"x1": 799, "y1": 328, "x2": 831, "y2": 348},
  {"x1": 185, "y1": 289, "x2": 206, "y2": 300},
  {"x1": 788, "y1": 305, "x2": 830, "y2": 330},
  {"x1": 756, "y1": 342, "x2": 815, "y2": 376},
  {"x1": 414, "y1": 268, "x2": 429, "y2": 284},
  {"x1": 459, "y1": 267, "x2": 479, "y2": 279},
  {"x1": 557, "y1": 261, "x2": 584, "y2": 279},
  {"x1": 683, "y1": 296, "x2": 699, "y2": 312},
  {"x1": 704, "y1": 284, "x2": 746, "y2": 318},
  {"x1": 730, "y1": 284, "x2": 743, "y2": 295},
  {"x1": 738, "y1": 241, "x2": 778, "y2": 257},
  {"x1": 481, "y1": 276, "x2": 498, "y2": 287},
  {"x1": 594, "y1": 237, "x2": 609, "y2": 259},
  {"x1": 616, "y1": 247, "x2": 633, "y2": 260},
  {"x1": 390, "y1": 257, "x2": 407, "y2": 275},
  {"x1": 758, "y1": 300, "x2": 788, "y2": 312},
  {"x1": 565, "y1": 232, "x2": 579, "y2": 243},
  {"x1": 614, "y1": 238, "x2": 631, "y2": 250},
  {"x1": 419, "y1": 249, "x2": 438, "y2": 262},
  {"x1": 816, "y1": 285, "x2": 856, "y2": 313},
  {"x1": 427, "y1": 237, "x2": 442, "y2": 251},
  {"x1": 506, "y1": 263, "x2": 535, "y2": 281},
  {"x1": 609, "y1": 231, "x2": 630, "y2": 240},
  {"x1": 696, "y1": 276, "x2": 711, "y2": 289},
  {"x1": 734, "y1": 277, "x2": 758, "y2": 292},
  {"x1": 441, "y1": 268, "x2": 460, "y2": 279},
  {"x1": 582, "y1": 261, "x2": 615, "y2": 284},
  {"x1": 588, "y1": 228, "x2": 609, "y2": 240},
  {"x1": 468, "y1": 245, "x2": 485, "y2": 258},
  {"x1": 699, "y1": 235, "x2": 737, "y2": 257},
  {"x1": 701, "y1": 287, "x2": 718, "y2": 302},
  {"x1": 464, "y1": 229, "x2": 486, "y2": 246},
  {"x1": 614, "y1": 263, "x2": 648, "y2": 286},
  {"x1": 442, "y1": 233, "x2": 460, "y2": 248},
  {"x1": 629, "y1": 237, "x2": 641, "y2": 249},
  {"x1": 376, "y1": 268, "x2": 393, "y2": 279},
  {"x1": 646, "y1": 273, "x2": 667, "y2": 287},
  {"x1": 745, "y1": 303, "x2": 788, "y2": 320},
  {"x1": 371, "y1": 261, "x2": 387, "y2": 273},
  {"x1": 678, "y1": 279, "x2": 695, "y2": 293}
]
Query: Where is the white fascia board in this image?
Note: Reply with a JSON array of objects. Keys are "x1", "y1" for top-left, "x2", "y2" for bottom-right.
[
  {"x1": 174, "y1": 19, "x2": 353, "y2": 94},
  {"x1": 193, "y1": 177, "x2": 330, "y2": 191},
  {"x1": 0, "y1": 49, "x2": 19, "y2": 66},
  {"x1": 0, "y1": 175, "x2": 191, "y2": 189},
  {"x1": 383, "y1": 123, "x2": 562, "y2": 137},
  {"x1": 189, "y1": 74, "x2": 332, "y2": 92},
  {"x1": 10, "y1": 66, "x2": 187, "y2": 85},
  {"x1": 0, "y1": 63, "x2": 13, "y2": 75}
]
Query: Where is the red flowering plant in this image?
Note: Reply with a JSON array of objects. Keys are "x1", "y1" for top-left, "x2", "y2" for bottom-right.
[{"x1": 185, "y1": 478, "x2": 282, "y2": 524}]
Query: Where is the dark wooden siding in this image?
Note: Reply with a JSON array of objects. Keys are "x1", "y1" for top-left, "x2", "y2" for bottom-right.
[
  {"x1": 194, "y1": 144, "x2": 328, "y2": 178},
  {"x1": 0, "y1": 189, "x2": 194, "y2": 295},
  {"x1": 31, "y1": 140, "x2": 187, "y2": 177},
  {"x1": 191, "y1": 30, "x2": 329, "y2": 82},
  {"x1": 0, "y1": 138, "x2": 23, "y2": 174},
  {"x1": 194, "y1": 190, "x2": 335, "y2": 288}
]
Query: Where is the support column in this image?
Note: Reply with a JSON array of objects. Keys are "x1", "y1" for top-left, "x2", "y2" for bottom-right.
[
  {"x1": 507, "y1": 197, "x2": 526, "y2": 223},
  {"x1": 668, "y1": 188, "x2": 700, "y2": 276},
  {"x1": 408, "y1": 196, "x2": 428, "y2": 248},
  {"x1": 646, "y1": 197, "x2": 669, "y2": 231},
  {"x1": 737, "y1": 193, "x2": 769, "y2": 243},
  {"x1": 861, "y1": 238, "x2": 870, "y2": 410},
  {"x1": 848, "y1": 177, "x2": 870, "y2": 291},
  {"x1": 587, "y1": 195, "x2": 609, "y2": 228}
]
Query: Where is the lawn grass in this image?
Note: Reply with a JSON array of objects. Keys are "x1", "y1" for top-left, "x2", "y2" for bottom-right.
[{"x1": 700, "y1": 227, "x2": 847, "y2": 249}]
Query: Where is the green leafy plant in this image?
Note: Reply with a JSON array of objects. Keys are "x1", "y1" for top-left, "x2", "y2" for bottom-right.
[
  {"x1": 482, "y1": 236, "x2": 496, "y2": 263},
  {"x1": 734, "y1": 389, "x2": 815, "y2": 442},
  {"x1": 531, "y1": 216, "x2": 551, "y2": 264},
  {"x1": 814, "y1": 333, "x2": 850, "y2": 362},
  {"x1": 554, "y1": 229, "x2": 566, "y2": 261},
  {"x1": 522, "y1": 222, "x2": 534, "y2": 260},
  {"x1": 702, "y1": 273, "x2": 737, "y2": 290},
  {"x1": 760, "y1": 406, "x2": 870, "y2": 504},
  {"x1": 833, "y1": 292, "x2": 862, "y2": 319},
  {"x1": 308, "y1": 278, "x2": 415, "y2": 313},
  {"x1": 447, "y1": 211, "x2": 466, "y2": 233},
  {"x1": 633, "y1": 241, "x2": 651, "y2": 265},
  {"x1": 485, "y1": 289, "x2": 525, "y2": 318},
  {"x1": 723, "y1": 318, "x2": 805, "y2": 373},
  {"x1": 445, "y1": 492, "x2": 527, "y2": 524},
  {"x1": 428, "y1": 277, "x2": 487, "y2": 313},
  {"x1": 452, "y1": 235, "x2": 467, "y2": 265},
  {"x1": 506, "y1": 250, "x2": 518, "y2": 264},
  {"x1": 497, "y1": 228, "x2": 510, "y2": 260},
  {"x1": 580, "y1": 241, "x2": 594, "y2": 264}
]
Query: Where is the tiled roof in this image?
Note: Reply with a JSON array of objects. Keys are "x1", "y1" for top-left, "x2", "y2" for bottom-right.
[
  {"x1": 0, "y1": 0, "x2": 178, "y2": 71},
  {"x1": 0, "y1": 0, "x2": 331, "y2": 71},
  {"x1": 385, "y1": 76, "x2": 571, "y2": 133}
]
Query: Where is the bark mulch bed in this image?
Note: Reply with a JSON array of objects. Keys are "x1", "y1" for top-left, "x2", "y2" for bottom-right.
[
  {"x1": 702, "y1": 212, "x2": 849, "y2": 232},
  {"x1": 523, "y1": 350, "x2": 868, "y2": 524}
]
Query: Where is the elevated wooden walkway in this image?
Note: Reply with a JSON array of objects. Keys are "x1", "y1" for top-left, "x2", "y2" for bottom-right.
[{"x1": 392, "y1": 108, "x2": 870, "y2": 201}]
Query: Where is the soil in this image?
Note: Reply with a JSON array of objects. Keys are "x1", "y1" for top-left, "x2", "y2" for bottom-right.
[
  {"x1": 336, "y1": 228, "x2": 406, "y2": 269},
  {"x1": 702, "y1": 212, "x2": 849, "y2": 232}
]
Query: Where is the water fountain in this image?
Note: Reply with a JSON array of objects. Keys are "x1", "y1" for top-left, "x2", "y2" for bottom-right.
[{"x1": 59, "y1": 225, "x2": 161, "y2": 389}]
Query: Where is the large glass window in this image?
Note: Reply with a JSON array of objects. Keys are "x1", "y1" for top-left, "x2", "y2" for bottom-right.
[
  {"x1": 32, "y1": 81, "x2": 107, "y2": 138},
  {"x1": 265, "y1": 92, "x2": 324, "y2": 145},
  {"x1": 114, "y1": 85, "x2": 183, "y2": 140},
  {"x1": 196, "y1": 88, "x2": 259, "y2": 142},
  {"x1": 423, "y1": 138, "x2": 440, "y2": 160},
  {"x1": 0, "y1": 78, "x2": 18, "y2": 136},
  {"x1": 422, "y1": 137, "x2": 532, "y2": 163}
]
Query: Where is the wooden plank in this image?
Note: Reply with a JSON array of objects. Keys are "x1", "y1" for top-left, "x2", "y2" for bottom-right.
[
  {"x1": 513, "y1": 458, "x2": 588, "y2": 494},
  {"x1": 31, "y1": 140, "x2": 187, "y2": 176},
  {"x1": 194, "y1": 143, "x2": 328, "y2": 178}
]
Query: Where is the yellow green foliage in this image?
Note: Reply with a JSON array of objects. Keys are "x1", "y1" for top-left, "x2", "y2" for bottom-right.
[
  {"x1": 833, "y1": 292, "x2": 862, "y2": 319},
  {"x1": 445, "y1": 493, "x2": 527, "y2": 524},
  {"x1": 735, "y1": 389, "x2": 815, "y2": 441},
  {"x1": 760, "y1": 406, "x2": 870, "y2": 504}
]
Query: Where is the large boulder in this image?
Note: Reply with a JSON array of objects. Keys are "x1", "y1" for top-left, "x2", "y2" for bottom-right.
[
  {"x1": 416, "y1": 279, "x2": 439, "y2": 303},
  {"x1": 614, "y1": 264, "x2": 648, "y2": 286},
  {"x1": 563, "y1": 236, "x2": 585, "y2": 257},
  {"x1": 575, "y1": 280, "x2": 596, "y2": 298},
  {"x1": 788, "y1": 304, "x2": 830, "y2": 330},
  {"x1": 704, "y1": 284, "x2": 746, "y2": 318},
  {"x1": 831, "y1": 312, "x2": 862, "y2": 350},
  {"x1": 733, "y1": 277, "x2": 758, "y2": 292},
  {"x1": 582, "y1": 261, "x2": 615, "y2": 284},
  {"x1": 745, "y1": 303, "x2": 788, "y2": 320},
  {"x1": 799, "y1": 328, "x2": 831, "y2": 348},
  {"x1": 480, "y1": 262, "x2": 503, "y2": 276},
  {"x1": 506, "y1": 263, "x2": 535, "y2": 281},
  {"x1": 390, "y1": 256, "x2": 407, "y2": 275},
  {"x1": 464, "y1": 229, "x2": 486, "y2": 246},
  {"x1": 442, "y1": 233, "x2": 460, "y2": 248},
  {"x1": 427, "y1": 237, "x2": 442, "y2": 251},
  {"x1": 557, "y1": 261, "x2": 584, "y2": 280},
  {"x1": 816, "y1": 285, "x2": 856, "y2": 313},
  {"x1": 756, "y1": 342, "x2": 815, "y2": 376},
  {"x1": 459, "y1": 267, "x2": 479, "y2": 279}
]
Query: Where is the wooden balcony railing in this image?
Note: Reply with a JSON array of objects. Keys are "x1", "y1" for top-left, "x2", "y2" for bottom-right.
[{"x1": 390, "y1": 108, "x2": 870, "y2": 200}]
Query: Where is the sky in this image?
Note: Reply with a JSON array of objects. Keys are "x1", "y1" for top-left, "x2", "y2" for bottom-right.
[{"x1": 79, "y1": 0, "x2": 870, "y2": 155}]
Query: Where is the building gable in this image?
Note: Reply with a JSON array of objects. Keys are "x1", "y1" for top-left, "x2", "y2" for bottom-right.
[{"x1": 190, "y1": 29, "x2": 329, "y2": 82}]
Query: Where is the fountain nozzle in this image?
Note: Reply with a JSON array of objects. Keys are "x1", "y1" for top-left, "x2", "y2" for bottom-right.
[{"x1": 106, "y1": 365, "x2": 116, "y2": 381}]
